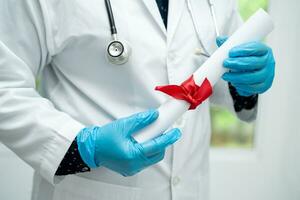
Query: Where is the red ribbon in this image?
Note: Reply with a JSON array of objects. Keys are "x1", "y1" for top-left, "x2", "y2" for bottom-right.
[{"x1": 155, "y1": 75, "x2": 213, "y2": 110}]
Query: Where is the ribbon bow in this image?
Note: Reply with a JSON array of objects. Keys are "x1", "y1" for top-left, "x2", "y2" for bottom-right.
[{"x1": 155, "y1": 75, "x2": 213, "y2": 110}]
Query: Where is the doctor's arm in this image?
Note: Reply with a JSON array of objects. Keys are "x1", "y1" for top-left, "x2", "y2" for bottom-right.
[
  {"x1": 56, "y1": 110, "x2": 181, "y2": 177},
  {"x1": 0, "y1": 0, "x2": 180, "y2": 180},
  {"x1": 216, "y1": 37, "x2": 275, "y2": 116},
  {"x1": 210, "y1": 0, "x2": 271, "y2": 122},
  {"x1": 0, "y1": 0, "x2": 85, "y2": 183},
  {"x1": 221, "y1": 2, "x2": 274, "y2": 121},
  {"x1": 217, "y1": 37, "x2": 275, "y2": 107}
]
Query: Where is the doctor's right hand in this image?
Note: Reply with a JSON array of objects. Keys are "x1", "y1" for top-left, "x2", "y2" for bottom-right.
[{"x1": 76, "y1": 109, "x2": 181, "y2": 176}]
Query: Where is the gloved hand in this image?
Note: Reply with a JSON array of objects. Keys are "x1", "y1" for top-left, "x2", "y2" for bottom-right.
[
  {"x1": 76, "y1": 109, "x2": 181, "y2": 176},
  {"x1": 217, "y1": 36, "x2": 275, "y2": 97}
]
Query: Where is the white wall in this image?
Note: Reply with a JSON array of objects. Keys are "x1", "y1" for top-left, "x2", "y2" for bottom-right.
[
  {"x1": 265, "y1": 0, "x2": 300, "y2": 197},
  {"x1": 210, "y1": 0, "x2": 300, "y2": 199},
  {"x1": 0, "y1": 144, "x2": 33, "y2": 200}
]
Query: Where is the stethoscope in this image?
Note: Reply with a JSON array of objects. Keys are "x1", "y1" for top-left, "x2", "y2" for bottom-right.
[
  {"x1": 104, "y1": 0, "x2": 131, "y2": 65},
  {"x1": 104, "y1": 0, "x2": 219, "y2": 65}
]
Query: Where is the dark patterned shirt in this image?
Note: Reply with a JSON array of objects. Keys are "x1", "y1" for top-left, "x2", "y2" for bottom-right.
[
  {"x1": 156, "y1": 0, "x2": 169, "y2": 28},
  {"x1": 55, "y1": 139, "x2": 90, "y2": 176},
  {"x1": 228, "y1": 83, "x2": 258, "y2": 112}
]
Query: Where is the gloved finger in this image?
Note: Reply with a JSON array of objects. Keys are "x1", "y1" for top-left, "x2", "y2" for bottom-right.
[
  {"x1": 222, "y1": 67, "x2": 270, "y2": 85},
  {"x1": 236, "y1": 89, "x2": 254, "y2": 97},
  {"x1": 145, "y1": 151, "x2": 165, "y2": 166},
  {"x1": 223, "y1": 54, "x2": 268, "y2": 71},
  {"x1": 123, "y1": 109, "x2": 159, "y2": 136},
  {"x1": 140, "y1": 128, "x2": 181, "y2": 157},
  {"x1": 230, "y1": 84, "x2": 253, "y2": 96},
  {"x1": 232, "y1": 74, "x2": 274, "y2": 94},
  {"x1": 122, "y1": 167, "x2": 145, "y2": 177},
  {"x1": 229, "y1": 41, "x2": 269, "y2": 58},
  {"x1": 216, "y1": 36, "x2": 228, "y2": 47},
  {"x1": 234, "y1": 86, "x2": 258, "y2": 96},
  {"x1": 124, "y1": 151, "x2": 165, "y2": 176},
  {"x1": 234, "y1": 85, "x2": 259, "y2": 96}
]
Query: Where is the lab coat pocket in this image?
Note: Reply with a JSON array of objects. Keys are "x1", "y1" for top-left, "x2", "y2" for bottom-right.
[{"x1": 53, "y1": 175, "x2": 141, "y2": 200}]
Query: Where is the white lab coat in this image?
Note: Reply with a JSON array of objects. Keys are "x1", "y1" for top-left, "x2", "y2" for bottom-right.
[{"x1": 0, "y1": 0, "x2": 256, "y2": 199}]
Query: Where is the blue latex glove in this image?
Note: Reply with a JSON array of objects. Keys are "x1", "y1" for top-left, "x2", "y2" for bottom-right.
[
  {"x1": 77, "y1": 109, "x2": 181, "y2": 176},
  {"x1": 217, "y1": 36, "x2": 275, "y2": 97}
]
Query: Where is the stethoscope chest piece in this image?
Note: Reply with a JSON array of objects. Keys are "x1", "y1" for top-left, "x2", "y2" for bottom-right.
[
  {"x1": 104, "y1": 0, "x2": 131, "y2": 65},
  {"x1": 106, "y1": 39, "x2": 131, "y2": 65},
  {"x1": 104, "y1": 0, "x2": 219, "y2": 65}
]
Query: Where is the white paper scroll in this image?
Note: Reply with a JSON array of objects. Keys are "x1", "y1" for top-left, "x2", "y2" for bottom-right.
[{"x1": 133, "y1": 9, "x2": 274, "y2": 143}]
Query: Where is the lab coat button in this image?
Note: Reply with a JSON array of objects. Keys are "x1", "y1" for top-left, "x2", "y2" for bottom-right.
[
  {"x1": 172, "y1": 176, "x2": 181, "y2": 186},
  {"x1": 194, "y1": 48, "x2": 203, "y2": 55},
  {"x1": 168, "y1": 52, "x2": 178, "y2": 63}
]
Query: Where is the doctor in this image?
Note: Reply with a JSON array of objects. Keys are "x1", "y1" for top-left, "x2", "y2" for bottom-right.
[{"x1": 0, "y1": 0, "x2": 275, "y2": 200}]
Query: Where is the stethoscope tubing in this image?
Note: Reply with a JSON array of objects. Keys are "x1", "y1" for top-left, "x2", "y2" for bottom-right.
[
  {"x1": 187, "y1": 0, "x2": 220, "y2": 57},
  {"x1": 104, "y1": 0, "x2": 220, "y2": 64},
  {"x1": 207, "y1": 0, "x2": 220, "y2": 37},
  {"x1": 104, "y1": 0, "x2": 117, "y2": 35}
]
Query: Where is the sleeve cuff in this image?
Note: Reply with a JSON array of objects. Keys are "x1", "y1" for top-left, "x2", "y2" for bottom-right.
[
  {"x1": 228, "y1": 83, "x2": 258, "y2": 122},
  {"x1": 55, "y1": 138, "x2": 90, "y2": 176},
  {"x1": 229, "y1": 83, "x2": 258, "y2": 112},
  {"x1": 236, "y1": 103, "x2": 258, "y2": 122},
  {"x1": 39, "y1": 118, "x2": 85, "y2": 185}
]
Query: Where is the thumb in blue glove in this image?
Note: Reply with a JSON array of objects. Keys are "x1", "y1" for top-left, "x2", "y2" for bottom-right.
[
  {"x1": 216, "y1": 36, "x2": 275, "y2": 97},
  {"x1": 216, "y1": 36, "x2": 228, "y2": 48},
  {"x1": 77, "y1": 109, "x2": 181, "y2": 176}
]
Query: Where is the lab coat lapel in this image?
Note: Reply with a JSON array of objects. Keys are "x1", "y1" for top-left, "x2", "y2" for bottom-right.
[
  {"x1": 141, "y1": 0, "x2": 167, "y2": 37},
  {"x1": 188, "y1": 0, "x2": 216, "y2": 54},
  {"x1": 167, "y1": 0, "x2": 186, "y2": 45}
]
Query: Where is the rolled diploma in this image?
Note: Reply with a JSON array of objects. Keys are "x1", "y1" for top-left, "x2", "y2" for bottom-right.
[{"x1": 133, "y1": 9, "x2": 274, "y2": 143}]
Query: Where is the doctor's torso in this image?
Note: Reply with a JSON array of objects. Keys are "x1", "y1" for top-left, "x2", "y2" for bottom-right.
[
  {"x1": 32, "y1": 0, "x2": 239, "y2": 199},
  {"x1": 40, "y1": 0, "x2": 232, "y2": 125}
]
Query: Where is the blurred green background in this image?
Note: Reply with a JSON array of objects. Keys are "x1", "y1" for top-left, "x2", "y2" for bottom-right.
[{"x1": 210, "y1": 0, "x2": 268, "y2": 148}]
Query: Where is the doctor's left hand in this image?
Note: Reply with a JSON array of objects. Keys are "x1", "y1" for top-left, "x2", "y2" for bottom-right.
[
  {"x1": 76, "y1": 109, "x2": 181, "y2": 177},
  {"x1": 217, "y1": 37, "x2": 275, "y2": 97}
]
